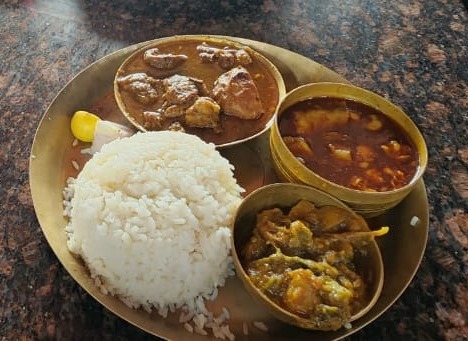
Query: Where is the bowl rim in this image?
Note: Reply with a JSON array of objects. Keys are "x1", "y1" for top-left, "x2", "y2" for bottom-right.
[
  {"x1": 271, "y1": 82, "x2": 428, "y2": 198},
  {"x1": 231, "y1": 182, "x2": 385, "y2": 330},
  {"x1": 113, "y1": 34, "x2": 287, "y2": 148}
]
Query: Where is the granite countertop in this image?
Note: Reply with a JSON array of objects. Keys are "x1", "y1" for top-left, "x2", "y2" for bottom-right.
[{"x1": 1, "y1": 0, "x2": 467, "y2": 340}]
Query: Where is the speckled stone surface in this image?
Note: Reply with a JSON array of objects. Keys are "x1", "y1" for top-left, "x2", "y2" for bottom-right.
[{"x1": 1, "y1": 0, "x2": 467, "y2": 340}]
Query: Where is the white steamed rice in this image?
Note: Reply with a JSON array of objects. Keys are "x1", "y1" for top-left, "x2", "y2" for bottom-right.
[{"x1": 63, "y1": 131, "x2": 244, "y2": 316}]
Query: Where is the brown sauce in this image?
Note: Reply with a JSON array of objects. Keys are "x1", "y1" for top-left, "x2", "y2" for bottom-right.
[
  {"x1": 116, "y1": 40, "x2": 280, "y2": 145},
  {"x1": 279, "y1": 97, "x2": 419, "y2": 192}
]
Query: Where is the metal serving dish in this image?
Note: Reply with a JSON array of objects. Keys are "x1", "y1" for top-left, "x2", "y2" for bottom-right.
[
  {"x1": 114, "y1": 35, "x2": 286, "y2": 148},
  {"x1": 29, "y1": 36, "x2": 429, "y2": 341},
  {"x1": 270, "y1": 82, "x2": 428, "y2": 217},
  {"x1": 231, "y1": 183, "x2": 384, "y2": 331}
]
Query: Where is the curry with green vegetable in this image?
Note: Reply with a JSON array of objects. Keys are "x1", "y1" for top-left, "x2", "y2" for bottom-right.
[{"x1": 241, "y1": 200, "x2": 388, "y2": 331}]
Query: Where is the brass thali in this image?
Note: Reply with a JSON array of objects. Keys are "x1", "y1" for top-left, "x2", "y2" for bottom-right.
[{"x1": 29, "y1": 36, "x2": 429, "y2": 340}]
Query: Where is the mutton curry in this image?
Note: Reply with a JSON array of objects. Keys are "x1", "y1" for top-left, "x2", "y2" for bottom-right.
[{"x1": 115, "y1": 38, "x2": 282, "y2": 145}]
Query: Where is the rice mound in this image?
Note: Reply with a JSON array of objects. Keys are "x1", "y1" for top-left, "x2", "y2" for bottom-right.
[{"x1": 63, "y1": 131, "x2": 244, "y2": 313}]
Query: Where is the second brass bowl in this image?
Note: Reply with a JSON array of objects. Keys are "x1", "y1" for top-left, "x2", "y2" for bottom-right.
[
  {"x1": 231, "y1": 183, "x2": 384, "y2": 331},
  {"x1": 270, "y1": 82, "x2": 428, "y2": 217}
]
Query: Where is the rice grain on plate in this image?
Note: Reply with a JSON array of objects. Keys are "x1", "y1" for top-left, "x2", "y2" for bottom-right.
[{"x1": 63, "y1": 131, "x2": 244, "y2": 316}]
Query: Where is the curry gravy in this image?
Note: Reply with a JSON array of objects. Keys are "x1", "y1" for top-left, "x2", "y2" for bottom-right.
[
  {"x1": 116, "y1": 39, "x2": 280, "y2": 145},
  {"x1": 279, "y1": 97, "x2": 419, "y2": 192}
]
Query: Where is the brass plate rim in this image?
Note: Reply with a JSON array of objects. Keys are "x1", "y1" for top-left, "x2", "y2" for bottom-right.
[{"x1": 29, "y1": 35, "x2": 429, "y2": 341}]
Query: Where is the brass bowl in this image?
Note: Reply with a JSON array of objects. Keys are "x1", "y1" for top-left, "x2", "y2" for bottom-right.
[
  {"x1": 270, "y1": 82, "x2": 428, "y2": 217},
  {"x1": 231, "y1": 183, "x2": 384, "y2": 331},
  {"x1": 114, "y1": 35, "x2": 286, "y2": 148}
]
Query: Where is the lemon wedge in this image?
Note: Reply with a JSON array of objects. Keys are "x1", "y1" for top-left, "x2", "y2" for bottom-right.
[{"x1": 70, "y1": 110, "x2": 101, "y2": 142}]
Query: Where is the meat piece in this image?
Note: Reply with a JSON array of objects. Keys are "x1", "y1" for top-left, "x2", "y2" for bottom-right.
[
  {"x1": 190, "y1": 77, "x2": 209, "y2": 96},
  {"x1": 211, "y1": 66, "x2": 264, "y2": 120},
  {"x1": 163, "y1": 104, "x2": 185, "y2": 118},
  {"x1": 143, "y1": 111, "x2": 164, "y2": 130},
  {"x1": 163, "y1": 74, "x2": 200, "y2": 106},
  {"x1": 167, "y1": 121, "x2": 185, "y2": 132},
  {"x1": 185, "y1": 97, "x2": 220, "y2": 128},
  {"x1": 161, "y1": 75, "x2": 212, "y2": 122},
  {"x1": 143, "y1": 48, "x2": 188, "y2": 69},
  {"x1": 235, "y1": 49, "x2": 253, "y2": 65},
  {"x1": 217, "y1": 52, "x2": 236, "y2": 69},
  {"x1": 197, "y1": 42, "x2": 253, "y2": 69},
  {"x1": 117, "y1": 73, "x2": 164, "y2": 104}
]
